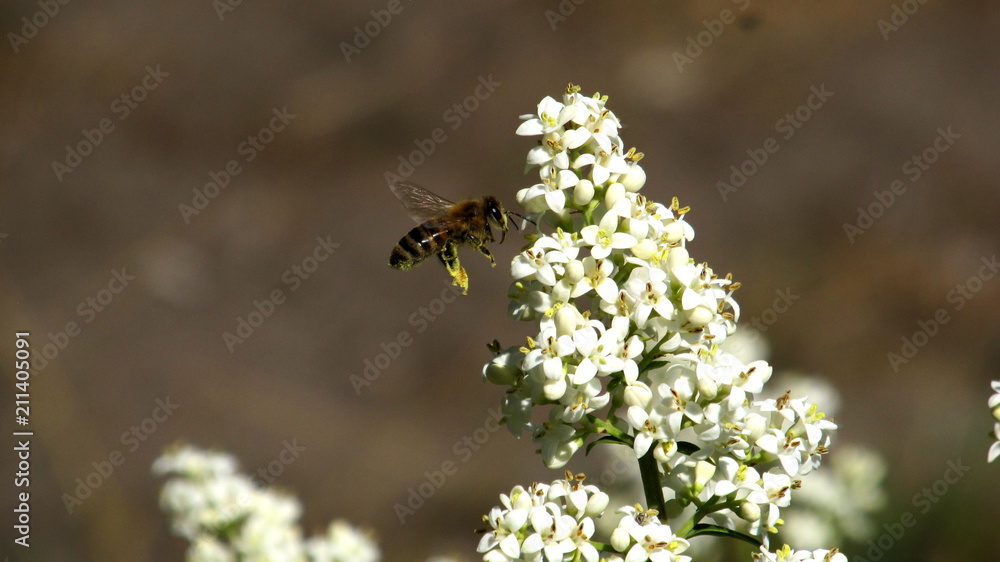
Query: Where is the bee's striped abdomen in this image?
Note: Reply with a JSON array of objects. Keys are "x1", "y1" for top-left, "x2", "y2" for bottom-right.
[{"x1": 389, "y1": 221, "x2": 451, "y2": 270}]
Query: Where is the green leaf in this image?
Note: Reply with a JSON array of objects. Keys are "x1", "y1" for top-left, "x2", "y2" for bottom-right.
[
  {"x1": 584, "y1": 435, "x2": 630, "y2": 455},
  {"x1": 675, "y1": 441, "x2": 700, "y2": 455},
  {"x1": 687, "y1": 524, "x2": 763, "y2": 548}
]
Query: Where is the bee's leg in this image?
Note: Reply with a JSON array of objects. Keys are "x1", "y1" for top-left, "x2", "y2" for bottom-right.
[
  {"x1": 438, "y1": 243, "x2": 469, "y2": 295},
  {"x1": 475, "y1": 243, "x2": 497, "y2": 267}
]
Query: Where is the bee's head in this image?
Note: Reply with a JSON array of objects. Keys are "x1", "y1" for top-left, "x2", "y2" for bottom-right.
[{"x1": 485, "y1": 197, "x2": 510, "y2": 243}]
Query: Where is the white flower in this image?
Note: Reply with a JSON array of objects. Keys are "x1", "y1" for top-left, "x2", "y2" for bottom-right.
[
  {"x1": 624, "y1": 266, "x2": 675, "y2": 328},
  {"x1": 517, "y1": 181, "x2": 567, "y2": 214},
  {"x1": 517, "y1": 96, "x2": 578, "y2": 136},
  {"x1": 574, "y1": 257, "x2": 619, "y2": 303},
  {"x1": 991, "y1": 423, "x2": 1000, "y2": 463},
  {"x1": 534, "y1": 417, "x2": 581, "y2": 469},
  {"x1": 613, "y1": 507, "x2": 691, "y2": 562},
  {"x1": 753, "y1": 545, "x2": 847, "y2": 562},
  {"x1": 581, "y1": 212, "x2": 637, "y2": 260},
  {"x1": 523, "y1": 326, "x2": 575, "y2": 382}
]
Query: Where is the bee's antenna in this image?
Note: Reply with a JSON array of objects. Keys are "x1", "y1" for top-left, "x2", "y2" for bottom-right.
[{"x1": 508, "y1": 212, "x2": 533, "y2": 231}]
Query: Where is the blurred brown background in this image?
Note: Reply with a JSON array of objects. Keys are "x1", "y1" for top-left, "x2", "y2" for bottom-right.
[{"x1": 2, "y1": 1, "x2": 999, "y2": 560}]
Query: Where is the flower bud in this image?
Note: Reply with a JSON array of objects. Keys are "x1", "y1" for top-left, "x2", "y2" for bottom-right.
[
  {"x1": 585, "y1": 491, "x2": 610, "y2": 518},
  {"x1": 739, "y1": 501, "x2": 761, "y2": 522},
  {"x1": 564, "y1": 260, "x2": 585, "y2": 284},
  {"x1": 694, "y1": 460, "x2": 716, "y2": 493},
  {"x1": 610, "y1": 526, "x2": 632, "y2": 552},
  {"x1": 623, "y1": 382, "x2": 652, "y2": 409},
  {"x1": 573, "y1": 179, "x2": 595, "y2": 206},
  {"x1": 554, "y1": 306, "x2": 578, "y2": 337},
  {"x1": 604, "y1": 182, "x2": 626, "y2": 209},
  {"x1": 621, "y1": 164, "x2": 646, "y2": 192},
  {"x1": 663, "y1": 220, "x2": 687, "y2": 244},
  {"x1": 483, "y1": 359, "x2": 521, "y2": 386},
  {"x1": 687, "y1": 305, "x2": 714, "y2": 327},
  {"x1": 667, "y1": 246, "x2": 689, "y2": 270}
]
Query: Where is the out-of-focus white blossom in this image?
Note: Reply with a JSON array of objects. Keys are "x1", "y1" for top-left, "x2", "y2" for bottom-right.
[
  {"x1": 753, "y1": 544, "x2": 847, "y2": 562},
  {"x1": 990, "y1": 381, "x2": 1000, "y2": 462},
  {"x1": 155, "y1": 446, "x2": 380, "y2": 562}
]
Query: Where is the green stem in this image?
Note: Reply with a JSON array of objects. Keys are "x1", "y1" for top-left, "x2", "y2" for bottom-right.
[
  {"x1": 636, "y1": 330, "x2": 674, "y2": 372},
  {"x1": 675, "y1": 496, "x2": 740, "y2": 537},
  {"x1": 589, "y1": 540, "x2": 615, "y2": 553},
  {"x1": 638, "y1": 447, "x2": 667, "y2": 516},
  {"x1": 587, "y1": 415, "x2": 627, "y2": 440}
]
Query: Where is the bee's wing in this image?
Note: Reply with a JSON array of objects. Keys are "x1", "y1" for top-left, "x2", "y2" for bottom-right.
[{"x1": 389, "y1": 179, "x2": 455, "y2": 224}]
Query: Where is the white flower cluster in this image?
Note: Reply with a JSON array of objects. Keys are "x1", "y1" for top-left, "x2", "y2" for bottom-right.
[
  {"x1": 154, "y1": 446, "x2": 379, "y2": 562},
  {"x1": 753, "y1": 544, "x2": 847, "y2": 562},
  {"x1": 989, "y1": 380, "x2": 1000, "y2": 462},
  {"x1": 478, "y1": 475, "x2": 691, "y2": 562},
  {"x1": 607, "y1": 505, "x2": 691, "y2": 562},
  {"x1": 482, "y1": 85, "x2": 842, "y2": 552},
  {"x1": 477, "y1": 475, "x2": 610, "y2": 562}
]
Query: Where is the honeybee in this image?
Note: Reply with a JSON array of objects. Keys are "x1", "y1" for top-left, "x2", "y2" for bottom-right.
[{"x1": 388, "y1": 179, "x2": 516, "y2": 294}]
